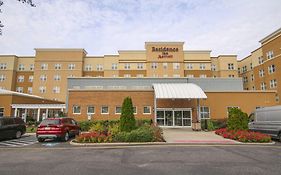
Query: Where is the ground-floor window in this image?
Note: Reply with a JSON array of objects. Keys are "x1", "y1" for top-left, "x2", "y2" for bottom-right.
[
  {"x1": 200, "y1": 106, "x2": 210, "y2": 119},
  {"x1": 73, "y1": 105, "x2": 81, "y2": 114},
  {"x1": 101, "y1": 106, "x2": 109, "y2": 114},
  {"x1": 87, "y1": 106, "x2": 95, "y2": 114},
  {"x1": 133, "y1": 106, "x2": 137, "y2": 114},
  {"x1": 115, "y1": 106, "x2": 121, "y2": 114},
  {"x1": 143, "y1": 106, "x2": 151, "y2": 114},
  {"x1": 0, "y1": 107, "x2": 4, "y2": 117}
]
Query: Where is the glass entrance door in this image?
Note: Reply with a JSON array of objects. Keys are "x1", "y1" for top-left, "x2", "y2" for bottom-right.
[
  {"x1": 183, "y1": 110, "x2": 191, "y2": 126},
  {"x1": 165, "y1": 110, "x2": 173, "y2": 126},
  {"x1": 174, "y1": 110, "x2": 183, "y2": 126},
  {"x1": 156, "y1": 108, "x2": 192, "y2": 127}
]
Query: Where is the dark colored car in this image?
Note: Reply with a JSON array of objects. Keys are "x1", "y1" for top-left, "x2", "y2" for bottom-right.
[
  {"x1": 36, "y1": 117, "x2": 81, "y2": 142},
  {"x1": 0, "y1": 117, "x2": 26, "y2": 140}
]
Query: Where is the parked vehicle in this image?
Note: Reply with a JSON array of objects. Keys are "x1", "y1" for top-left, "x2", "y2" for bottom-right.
[
  {"x1": 248, "y1": 106, "x2": 281, "y2": 141},
  {"x1": 36, "y1": 117, "x2": 81, "y2": 142},
  {"x1": 0, "y1": 117, "x2": 26, "y2": 140}
]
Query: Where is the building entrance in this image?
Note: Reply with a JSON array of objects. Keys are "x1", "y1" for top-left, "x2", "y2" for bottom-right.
[{"x1": 156, "y1": 108, "x2": 192, "y2": 127}]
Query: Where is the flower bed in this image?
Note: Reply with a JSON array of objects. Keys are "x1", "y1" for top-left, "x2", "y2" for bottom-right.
[{"x1": 215, "y1": 128, "x2": 271, "y2": 143}]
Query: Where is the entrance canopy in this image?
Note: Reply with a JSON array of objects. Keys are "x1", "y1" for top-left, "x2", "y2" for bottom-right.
[{"x1": 153, "y1": 83, "x2": 207, "y2": 99}]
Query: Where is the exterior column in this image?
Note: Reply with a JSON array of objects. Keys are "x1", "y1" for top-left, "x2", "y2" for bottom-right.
[
  {"x1": 37, "y1": 108, "x2": 41, "y2": 122},
  {"x1": 14, "y1": 108, "x2": 18, "y2": 117},
  {"x1": 24, "y1": 108, "x2": 27, "y2": 122},
  {"x1": 154, "y1": 95, "x2": 157, "y2": 125},
  {"x1": 46, "y1": 109, "x2": 49, "y2": 119},
  {"x1": 197, "y1": 99, "x2": 201, "y2": 122}
]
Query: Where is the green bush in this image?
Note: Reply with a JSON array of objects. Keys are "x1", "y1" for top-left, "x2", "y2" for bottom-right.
[
  {"x1": 227, "y1": 108, "x2": 249, "y2": 131},
  {"x1": 201, "y1": 119, "x2": 227, "y2": 131},
  {"x1": 89, "y1": 122, "x2": 106, "y2": 133},
  {"x1": 120, "y1": 97, "x2": 136, "y2": 132},
  {"x1": 78, "y1": 121, "x2": 95, "y2": 131},
  {"x1": 114, "y1": 126, "x2": 154, "y2": 142}
]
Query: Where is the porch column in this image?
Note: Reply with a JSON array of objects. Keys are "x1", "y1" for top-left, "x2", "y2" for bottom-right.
[
  {"x1": 37, "y1": 108, "x2": 41, "y2": 122},
  {"x1": 24, "y1": 108, "x2": 27, "y2": 122},
  {"x1": 14, "y1": 108, "x2": 18, "y2": 117},
  {"x1": 197, "y1": 99, "x2": 201, "y2": 122},
  {"x1": 154, "y1": 95, "x2": 157, "y2": 125},
  {"x1": 61, "y1": 108, "x2": 64, "y2": 112},
  {"x1": 46, "y1": 109, "x2": 49, "y2": 119}
]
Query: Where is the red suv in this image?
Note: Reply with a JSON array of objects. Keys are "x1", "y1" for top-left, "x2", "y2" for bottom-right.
[{"x1": 36, "y1": 118, "x2": 81, "y2": 142}]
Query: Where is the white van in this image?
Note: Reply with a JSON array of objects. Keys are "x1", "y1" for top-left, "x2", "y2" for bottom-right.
[{"x1": 248, "y1": 106, "x2": 281, "y2": 141}]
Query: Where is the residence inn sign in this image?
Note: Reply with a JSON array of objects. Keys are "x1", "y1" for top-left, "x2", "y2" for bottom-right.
[{"x1": 152, "y1": 46, "x2": 179, "y2": 59}]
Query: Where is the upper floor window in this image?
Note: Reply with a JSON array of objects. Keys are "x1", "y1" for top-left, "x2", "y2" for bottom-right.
[
  {"x1": 54, "y1": 74, "x2": 61, "y2": 81},
  {"x1": 258, "y1": 56, "x2": 264, "y2": 64},
  {"x1": 85, "y1": 64, "x2": 92, "y2": 71},
  {"x1": 39, "y1": 86, "x2": 46, "y2": 93},
  {"x1": 228, "y1": 63, "x2": 234, "y2": 70},
  {"x1": 268, "y1": 65, "x2": 275, "y2": 74},
  {"x1": 52, "y1": 86, "x2": 60, "y2": 93},
  {"x1": 124, "y1": 63, "x2": 130, "y2": 70},
  {"x1": 40, "y1": 75, "x2": 47, "y2": 81},
  {"x1": 186, "y1": 74, "x2": 194, "y2": 78},
  {"x1": 163, "y1": 63, "x2": 168, "y2": 69},
  {"x1": 124, "y1": 74, "x2": 131, "y2": 78},
  {"x1": 30, "y1": 64, "x2": 34, "y2": 71},
  {"x1": 151, "y1": 62, "x2": 158, "y2": 69},
  {"x1": 173, "y1": 63, "x2": 180, "y2": 70},
  {"x1": 137, "y1": 63, "x2": 144, "y2": 70},
  {"x1": 112, "y1": 63, "x2": 118, "y2": 70},
  {"x1": 251, "y1": 74, "x2": 254, "y2": 81},
  {"x1": 261, "y1": 82, "x2": 266, "y2": 90},
  {"x1": 250, "y1": 63, "x2": 253, "y2": 70},
  {"x1": 0, "y1": 107, "x2": 4, "y2": 117},
  {"x1": 28, "y1": 75, "x2": 33, "y2": 82},
  {"x1": 0, "y1": 63, "x2": 7, "y2": 70},
  {"x1": 16, "y1": 87, "x2": 23, "y2": 93},
  {"x1": 228, "y1": 75, "x2": 235, "y2": 78},
  {"x1": 238, "y1": 68, "x2": 240, "y2": 74},
  {"x1": 27, "y1": 87, "x2": 32, "y2": 94},
  {"x1": 270, "y1": 79, "x2": 277, "y2": 89},
  {"x1": 0, "y1": 75, "x2": 6, "y2": 82},
  {"x1": 136, "y1": 74, "x2": 144, "y2": 78},
  {"x1": 242, "y1": 66, "x2": 247, "y2": 73},
  {"x1": 211, "y1": 64, "x2": 216, "y2": 71},
  {"x1": 18, "y1": 64, "x2": 25, "y2": 71},
  {"x1": 266, "y1": 51, "x2": 274, "y2": 60},
  {"x1": 96, "y1": 64, "x2": 103, "y2": 71},
  {"x1": 68, "y1": 64, "x2": 75, "y2": 70},
  {"x1": 41, "y1": 63, "x2": 48, "y2": 70},
  {"x1": 243, "y1": 76, "x2": 248, "y2": 83},
  {"x1": 199, "y1": 64, "x2": 206, "y2": 70},
  {"x1": 199, "y1": 74, "x2": 207, "y2": 78},
  {"x1": 259, "y1": 69, "x2": 264, "y2": 77},
  {"x1": 54, "y1": 64, "x2": 62, "y2": 70},
  {"x1": 186, "y1": 63, "x2": 193, "y2": 70},
  {"x1": 17, "y1": 75, "x2": 24, "y2": 82}
]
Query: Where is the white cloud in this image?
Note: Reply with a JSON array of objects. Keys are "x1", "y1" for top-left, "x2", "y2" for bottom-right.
[{"x1": 0, "y1": 0, "x2": 281, "y2": 59}]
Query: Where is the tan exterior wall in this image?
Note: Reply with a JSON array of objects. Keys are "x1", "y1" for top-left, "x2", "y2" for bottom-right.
[{"x1": 0, "y1": 56, "x2": 18, "y2": 90}]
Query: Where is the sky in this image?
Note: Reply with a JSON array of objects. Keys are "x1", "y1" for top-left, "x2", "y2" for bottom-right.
[{"x1": 0, "y1": 0, "x2": 281, "y2": 59}]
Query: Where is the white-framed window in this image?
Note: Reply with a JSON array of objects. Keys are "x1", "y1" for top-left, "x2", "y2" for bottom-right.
[
  {"x1": 0, "y1": 63, "x2": 7, "y2": 70},
  {"x1": 259, "y1": 69, "x2": 264, "y2": 77},
  {"x1": 151, "y1": 62, "x2": 157, "y2": 69},
  {"x1": 137, "y1": 63, "x2": 144, "y2": 70},
  {"x1": 41, "y1": 63, "x2": 48, "y2": 70},
  {"x1": 258, "y1": 56, "x2": 263, "y2": 64},
  {"x1": 39, "y1": 86, "x2": 46, "y2": 93},
  {"x1": 261, "y1": 82, "x2": 266, "y2": 90},
  {"x1": 52, "y1": 86, "x2": 60, "y2": 93},
  {"x1": 173, "y1": 63, "x2": 180, "y2": 70},
  {"x1": 96, "y1": 64, "x2": 103, "y2": 71},
  {"x1": 124, "y1": 74, "x2": 131, "y2": 78},
  {"x1": 124, "y1": 63, "x2": 130, "y2": 70},
  {"x1": 143, "y1": 106, "x2": 151, "y2": 114},
  {"x1": 17, "y1": 76, "x2": 24, "y2": 82},
  {"x1": 0, "y1": 107, "x2": 4, "y2": 117},
  {"x1": 112, "y1": 63, "x2": 118, "y2": 70},
  {"x1": 54, "y1": 64, "x2": 62, "y2": 70},
  {"x1": 242, "y1": 66, "x2": 247, "y2": 73},
  {"x1": 266, "y1": 50, "x2": 274, "y2": 59},
  {"x1": 186, "y1": 63, "x2": 193, "y2": 70},
  {"x1": 270, "y1": 79, "x2": 277, "y2": 88},
  {"x1": 228, "y1": 63, "x2": 234, "y2": 70},
  {"x1": 73, "y1": 105, "x2": 81, "y2": 114},
  {"x1": 173, "y1": 74, "x2": 180, "y2": 78},
  {"x1": 115, "y1": 106, "x2": 122, "y2": 114},
  {"x1": 27, "y1": 87, "x2": 32, "y2": 94},
  {"x1": 199, "y1": 64, "x2": 206, "y2": 70},
  {"x1": 163, "y1": 63, "x2": 168, "y2": 69},
  {"x1": 28, "y1": 75, "x2": 33, "y2": 82},
  {"x1": 250, "y1": 63, "x2": 253, "y2": 70},
  {"x1": 85, "y1": 64, "x2": 92, "y2": 71},
  {"x1": 87, "y1": 106, "x2": 95, "y2": 114},
  {"x1": 54, "y1": 74, "x2": 61, "y2": 81},
  {"x1": 228, "y1": 74, "x2": 235, "y2": 78},
  {"x1": 268, "y1": 65, "x2": 275, "y2": 74},
  {"x1": 16, "y1": 87, "x2": 23, "y2": 93},
  {"x1": 30, "y1": 64, "x2": 34, "y2": 71},
  {"x1": 211, "y1": 64, "x2": 216, "y2": 71},
  {"x1": 0, "y1": 75, "x2": 6, "y2": 82},
  {"x1": 18, "y1": 64, "x2": 25, "y2": 71},
  {"x1": 199, "y1": 74, "x2": 207, "y2": 78},
  {"x1": 101, "y1": 106, "x2": 109, "y2": 114},
  {"x1": 133, "y1": 106, "x2": 137, "y2": 114},
  {"x1": 186, "y1": 74, "x2": 194, "y2": 78},
  {"x1": 68, "y1": 64, "x2": 75, "y2": 70},
  {"x1": 136, "y1": 74, "x2": 144, "y2": 78},
  {"x1": 243, "y1": 76, "x2": 248, "y2": 83},
  {"x1": 200, "y1": 106, "x2": 210, "y2": 119},
  {"x1": 40, "y1": 75, "x2": 47, "y2": 81}
]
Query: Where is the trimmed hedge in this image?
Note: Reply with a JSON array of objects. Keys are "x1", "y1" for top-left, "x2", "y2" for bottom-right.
[{"x1": 227, "y1": 108, "x2": 249, "y2": 131}]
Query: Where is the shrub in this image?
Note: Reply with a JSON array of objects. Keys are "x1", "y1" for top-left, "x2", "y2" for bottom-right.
[
  {"x1": 114, "y1": 126, "x2": 154, "y2": 142},
  {"x1": 108, "y1": 123, "x2": 120, "y2": 137},
  {"x1": 89, "y1": 122, "x2": 106, "y2": 134},
  {"x1": 120, "y1": 97, "x2": 136, "y2": 132},
  {"x1": 227, "y1": 108, "x2": 249, "y2": 131},
  {"x1": 75, "y1": 132, "x2": 113, "y2": 143},
  {"x1": 78, "y1": 121, "x2": 95, "y2": 131}
]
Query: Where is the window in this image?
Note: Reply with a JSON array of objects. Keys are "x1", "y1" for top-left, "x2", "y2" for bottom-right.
[
  {"x1": 0, "y1": 108, "x2": 4, "y2": 117},
  {"x1": 270, "y1": 79, "x2": 277, "y2": 88},
  {"x1": 250, "y1": 74, "x2": 254, "y2": 81},
  {"x1": 238, "y1": 68, "x2": 240, "y2": 74},
  {"x1": 186, "y1": 64, "x2": 193, "y2": 70},
  {"x1": 258, "y1": 56, "x2": 263, "y2": 64},
  {"x1": 52, "y1": 86, "x2": 60, "y2": 93},
  {"x1": 111, "y1": 63, "x2": 118, "y2": 70},
  {"x1": 85, "y1": 64, "x2": 92, "y2": 71},
  {"x1": 268, "y1": 65, "x2": 275, "y2": 74},
  {"x1": 68, "y1": 64, "x2": 75, "y2": 70},
  {"x1": 243, "y1": 76, "x2": 248, "y2": 83},
  {"x1": 17, "y1": 76, "x2": 24, "y2": 82},
  {"x1": 137, "y1": 63, "x2": 144, "y2": 70},
  {"x1": 199, "y1": 64, "x2": 206, "y2": 70},
  {"x1": 27, "y1": 87, "x2": 32, "y2": 94},
  {"x1": 228, "y1": 74, "x2": 235, "y2": 78},
  {"x1": 30, "y1": 64, "x2": 34, "y2": 71},
  {"x1": 151, "y1": 62, "x2": 157, "y2": 69},
  {"x1": 242, "y1": 66, "x2": 247, "y2": 73},
  {"x1": 0, "y1": 75, "x2": 6, "y2": 82},
  {"x1": 39, "y1": 86, "x2": 46, "y2": 93},
  {"x1": 199, "y1": 74, "x2": 207, "y2": 78},
  {"x1": 124, "y1": 74, "x2": 131, "y2": 78},
  {"x1": 41, "y1": 64, "x2": 48, "y2": 70},
  {"x1": 228, "y1": 63, "x2": 234, "y2": 70},
  {"x1": 186, "y1": 74, "x2": 194, "y2": 78},
  {"x1": 143, "y1": 106, "x2": 151, "y2": 114},
  {"x1": 73, "y1": 105, "x2": 81, "y2": 114},
  {"x1": 54, "y1": 75, "x2": 61, "y2": 81},
  {"x1": 101, "y1": 106, "x2": 109, "y2": 114},
  {"x1": 250, "y1": 63, "x2": 253, "y2": 70},
  {"x1": 87, "y1": 106, "x2": 95, "y2": 114},
  {"x1": 163, "y1": 63, "x2": 168, "y2": 69},
  {"x1": 18, "y1": 64, "x2": 25, "y2": 71},
  {"x1": 259, "y1": 69, "x2": 264, "y2": 77},
  {"x1": 0, "y1": 63, "x2": 7, "y2": 70},
  {"x1": 54, "y1": 64, "x2": 62, "y2": 70},
  {"x1": 115, "y1": 106, "x2": 121, "y2": 114},
  {"x1": 266, "y1": 51, "x2": 274, "y2": 59},
  {"x1": 211, "y1": 64, "x2": 216, "y2": 71},
  {"x1": 173, "y1": 63, "x2": 180, "y2": 70},
  {"x1": 133, "y1": 106, "x2": 137, "y2": 114},
  {"x1": 40, "y1": 75, "x2": 47, "y2": 81},
  {"x1": 16, "y1": 87, "x2": 23, "y2": 93},
  {"x1": 252, "y1": 86, "x2": 255, "y2": 90},
  {"x1": 28, "y1": 76, "x2": 33, "y2": 82},
  {"x1": 200, "y1": 107, "x2": 210, "y2": 119},
  {"x1": 173, "y1": 74, "x2": 180, "y2": 78},
  {"x1": 124, "y1": 63, "x2": 130, "y2": 70},
  {"x1": 136, "y1": 74, "x2": 144, "y2": 78},
  {"x1": 96, "y1": 64, "x2": 103, "y2": 71},
  {"x1": 261, "y1": 82, "x2": 266, "y2": 90}
]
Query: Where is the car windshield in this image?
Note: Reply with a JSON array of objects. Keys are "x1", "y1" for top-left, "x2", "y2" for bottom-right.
[{"x1": 40, "y1": 119, "x2": 60, "y2": 126}]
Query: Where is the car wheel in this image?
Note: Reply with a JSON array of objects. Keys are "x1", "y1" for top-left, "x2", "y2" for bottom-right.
[
  {"x1": 62, "y1": 132, "x2": 69, "y2": 142},
  {"x1": 38, "y1": 138, "x2": 45, "y2": 142},
  {"x1": 15, "y1": 131, "x2": 22, "y2": 139}
]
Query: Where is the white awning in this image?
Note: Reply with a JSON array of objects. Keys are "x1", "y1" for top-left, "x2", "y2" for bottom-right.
[
  {"x1": 11, "y1": 104, "x2": 66, "y2": 109},
  {"x1": 153, "y1": 83, "x2": 207, "y2": 99}
]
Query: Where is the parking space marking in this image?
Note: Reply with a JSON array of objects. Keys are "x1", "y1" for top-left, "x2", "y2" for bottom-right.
[{"x1": 0, "y1": 135, "x2": 38, "y2": 148}]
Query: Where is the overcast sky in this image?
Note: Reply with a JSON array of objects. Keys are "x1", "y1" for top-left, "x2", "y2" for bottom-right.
[{"x1": 0, "y1": 0, "x2": 281, "y2": 59}]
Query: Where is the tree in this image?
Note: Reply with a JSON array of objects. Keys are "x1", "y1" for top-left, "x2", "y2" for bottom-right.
[
  {"x1": 227, "y1": 108, "x2": 249, "y2": 131},
  {"x1": 120, "y1": 97, "x2": 136, "y2": 132},
  {"x1": 18, "y1": 0, "x2": 36, "y2": 7}
]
